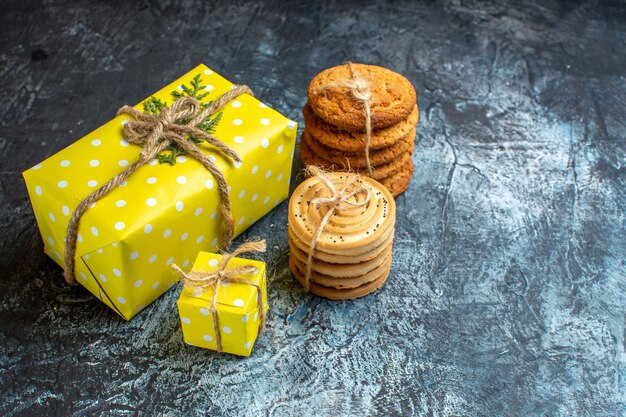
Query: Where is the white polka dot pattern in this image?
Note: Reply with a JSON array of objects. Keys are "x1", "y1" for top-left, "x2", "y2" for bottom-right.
[
  {"x1": 177, "y1": 250, "x2": 268, "y2": 356},
  {"x1": 22, "y1": 63, "x2": 296, "y2": 321}
]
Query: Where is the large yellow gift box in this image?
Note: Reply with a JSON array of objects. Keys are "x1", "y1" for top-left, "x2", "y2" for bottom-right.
[
  {"x1": 177, "y1": 251, "x2": 267, "y2": 357},
  {"x1": 22, "y1": 64, "x2": 297, "y2": 320}
]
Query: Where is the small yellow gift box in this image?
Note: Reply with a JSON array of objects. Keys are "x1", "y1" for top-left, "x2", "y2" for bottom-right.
[
  {"x1": 176, "y1": 249, "x2": 267, "y2": 357},
  {"x1": 22, "y1": 64, "x2": 297, "y2": 320}
]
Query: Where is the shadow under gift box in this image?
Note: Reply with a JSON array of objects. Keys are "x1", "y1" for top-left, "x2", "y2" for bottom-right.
[{"x1": 22, "y1": 64, "x2": 297, "y2": 320}]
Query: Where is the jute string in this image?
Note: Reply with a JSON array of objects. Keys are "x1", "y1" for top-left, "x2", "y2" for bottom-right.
[
  {"x1": 303, "y1": 166, "x2": 371, "y2": 291},
  {"x1": 63, "y1": 85, "x2": 253, "y2": 284},
  {"x1": 171, "y1": 239, "x2": 267, "y2": 352},
  {"x1": 314, "y1": 62, "x2": 374, "y2": 175}
]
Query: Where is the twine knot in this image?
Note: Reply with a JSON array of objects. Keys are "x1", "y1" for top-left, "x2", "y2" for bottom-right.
[
  {"x1": 303, "y1": 166, "x2": 371, "y2": 291},
  {"x1": 63, "y1": 84, "x2": 254, "y2": 284},
  {"x1": 346, "y1": 77, "x2": 372, "y2": 103},
  {"x1": 172, "y1": 239, "x2": 267, "y2": 352},
  {"x1": 117, "y1": 93, "x2": 247, "y2": 165},
  {"x1": 314, "y1": 62, "x2": 374, "y2": 175},
  {"x1": 124, "y1": 96, "x2": 200, "y2": 152}
]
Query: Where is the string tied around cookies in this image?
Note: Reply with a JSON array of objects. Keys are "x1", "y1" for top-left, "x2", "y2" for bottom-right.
[
  {"x1": 314, "y1": 61, "x2": 374, "y2": 176},
  {"x1": 171, "y1": 239, "x2": 267, "y2": 352},
  {"x1": 303, "y1": 165, "x2": 371, "y2": 291},
  {"x1": 63, "y1": 85, "x2": 254, "y2": 284}
]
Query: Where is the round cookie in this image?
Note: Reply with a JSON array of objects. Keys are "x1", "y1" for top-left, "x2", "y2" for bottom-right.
[
  {"x1": 289, "y1": 255, "x2": 390, "y2": 300},
  {"x1": 303, "y1": 103, "x2": 419, "y2": 152},
  {"x1": 304, "y1": 126, "x2": 416, "y2": 169},
  {"x1": 288, "y1": 172, "x2": 396, "y2": 253},
  {"x1": 379, "y1": 158, "x2": 414, "y2": 197},
  {"x1": 289, "y1": 248, "x2": 393, "y2": 289},
  {"x1": 308, "y1": 63, "x2": 417, "y2": 131},
  {"x1": 288, "y1": 222, "x2": 395, "y2": 264},
  {"x1": 299, "y1": 132, "x2": 412, "y2": 181},
  {"x1": 289, "y1": 236, "x2": 392, "y2": 278}
]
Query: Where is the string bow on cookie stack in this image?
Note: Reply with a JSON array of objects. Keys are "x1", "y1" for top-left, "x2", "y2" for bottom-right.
[
  {"x1": 301, "y1": 62, "x2": 419, "y2": 197},
  {"x1": 287, "y1": 166, "x2": 397, "y2": 300}
]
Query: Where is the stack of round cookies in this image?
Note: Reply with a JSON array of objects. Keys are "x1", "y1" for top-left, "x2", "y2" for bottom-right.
[
  {"x1": 300, "y1": 63, "x2": 418, "y2": 197},
  {"x1": 288, "y1": 171, "x2": 396, "y2": 300}
]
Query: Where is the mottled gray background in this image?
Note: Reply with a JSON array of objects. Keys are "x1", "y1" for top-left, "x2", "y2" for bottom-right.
[{"x1": 1, "y1": 0, "x2": 625, "y2": 416}]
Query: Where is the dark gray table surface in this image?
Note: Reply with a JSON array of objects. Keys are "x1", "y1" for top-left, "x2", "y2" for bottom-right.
[{"x1": 1, "y1": 1, "x2": 624, "y2": 416}]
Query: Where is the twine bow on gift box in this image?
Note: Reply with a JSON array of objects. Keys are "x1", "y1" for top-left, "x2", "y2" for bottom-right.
[
  {"x1": 303, "y1": 166, "x2": 371, "y2": 291},
  {"x1": 314, "y1": 62, "x2": 374, "y2": 175},
  {"x1": 172, "y1": 239, "x2": 267, "y2": 352},
  {"x1": 63, "y1": 85, "x2": 253, "y2": 284}
]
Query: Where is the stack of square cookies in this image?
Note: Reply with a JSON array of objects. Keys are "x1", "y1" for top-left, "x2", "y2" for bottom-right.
[
  {"x1": 300, "y1": 63, "x2": 419, "y2": 197},
  {"x1": 288, "y1": 171, "x2": 396, "y2": 300}
]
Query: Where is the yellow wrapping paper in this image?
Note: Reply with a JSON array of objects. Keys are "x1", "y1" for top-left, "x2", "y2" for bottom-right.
[
  {"x1": 177, "y1": 251, "x2": 267, "y2": 356},
  {"x1": 22, "y1": 64, "x2": 297, "y2": 320}
]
